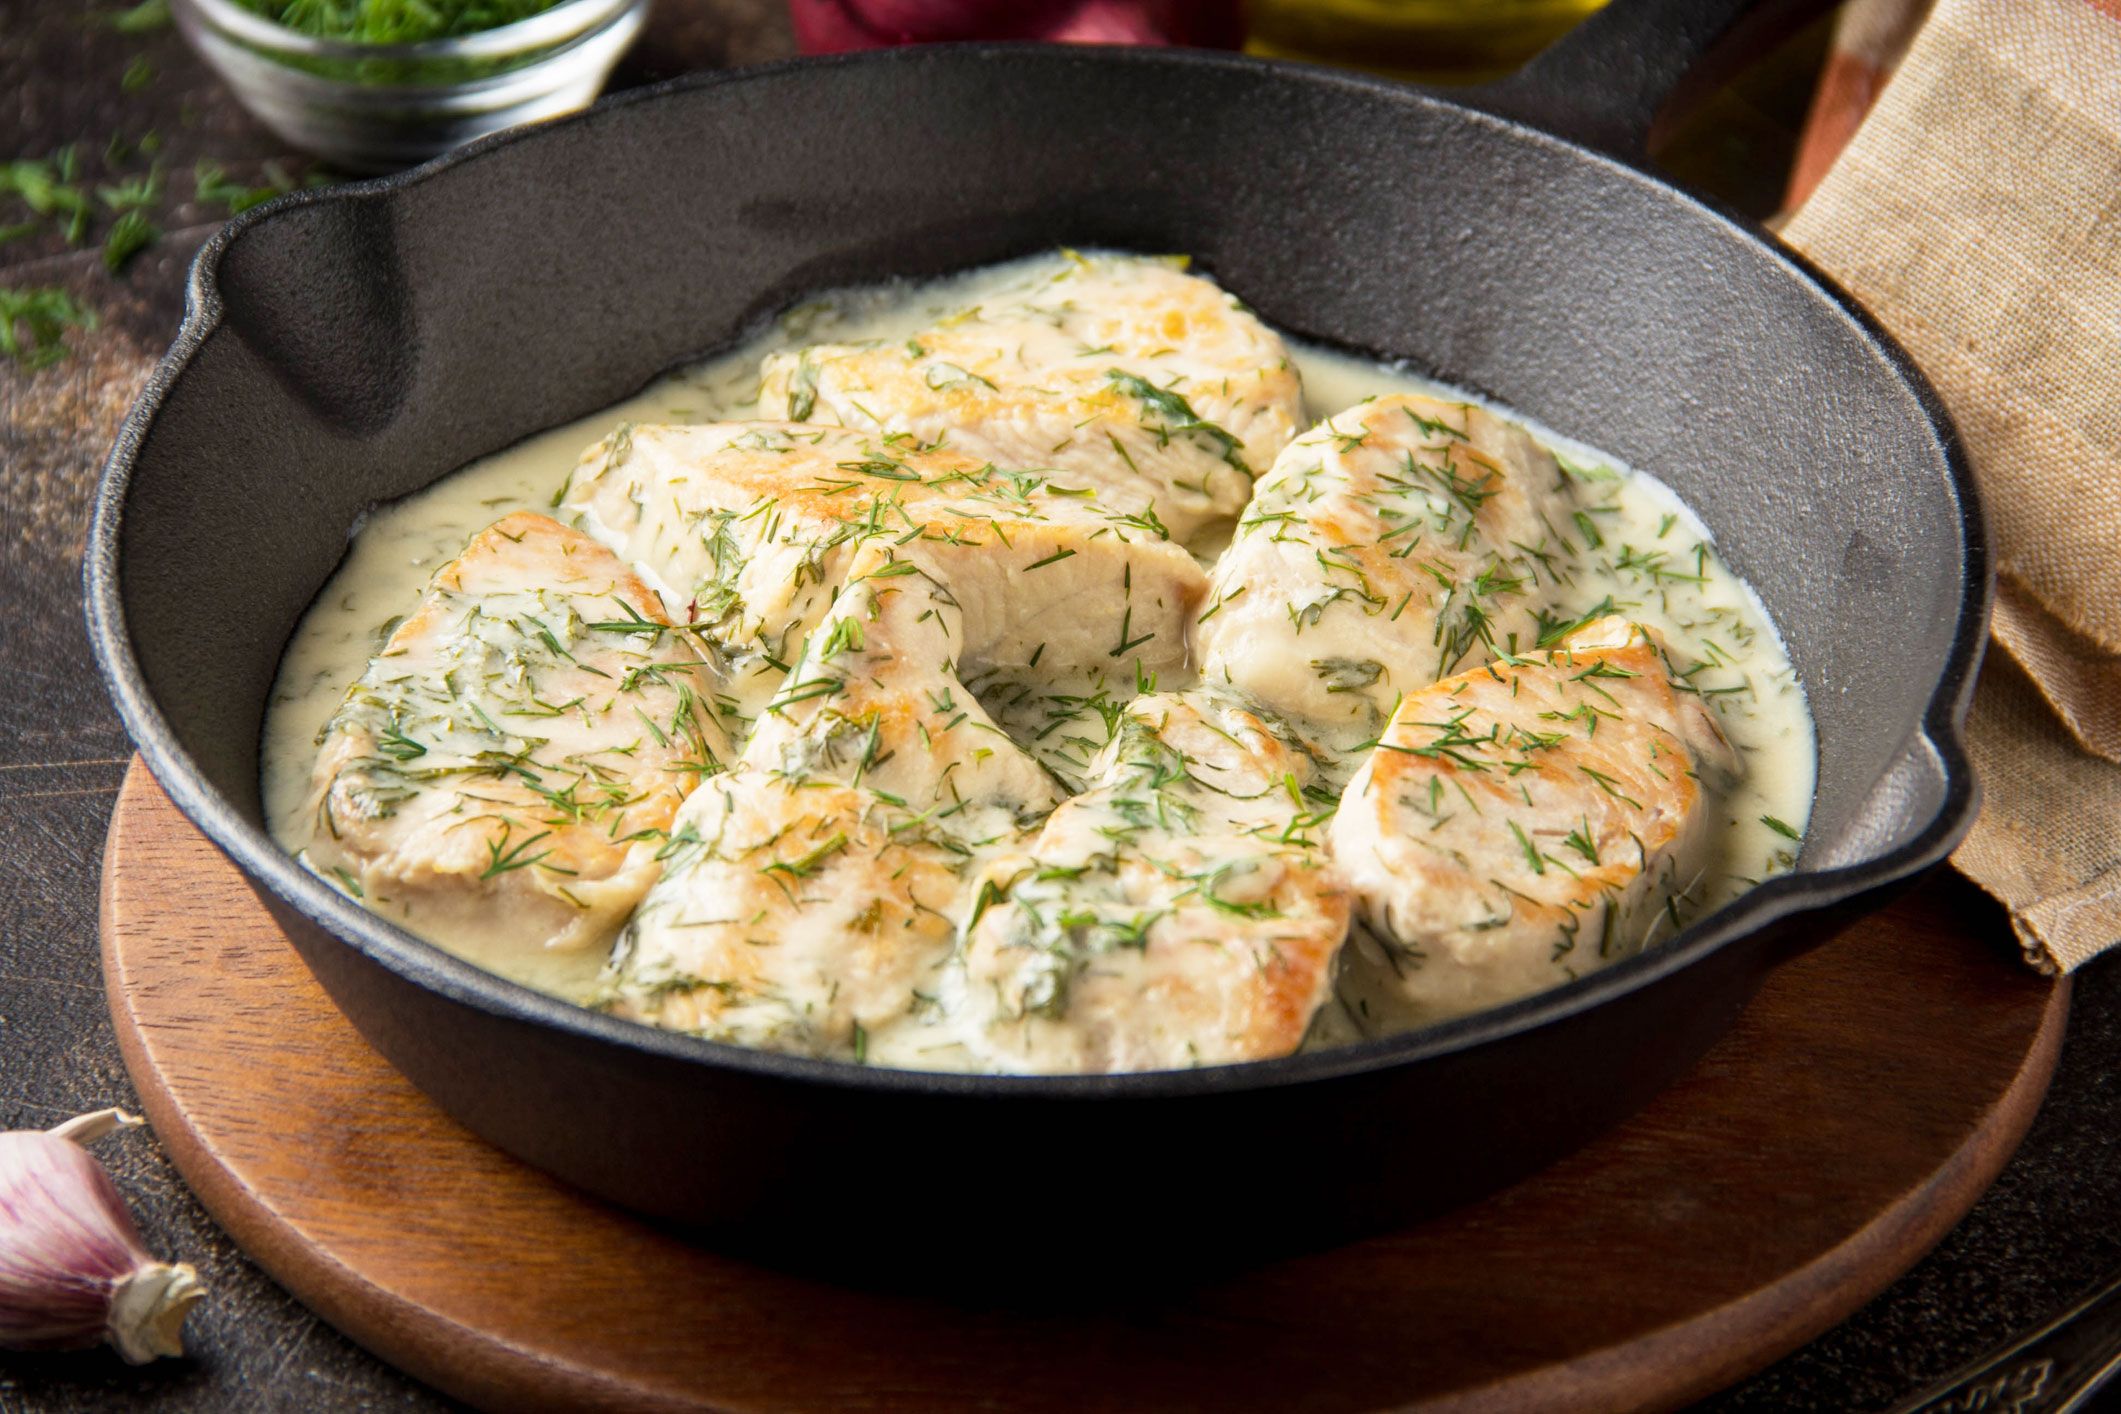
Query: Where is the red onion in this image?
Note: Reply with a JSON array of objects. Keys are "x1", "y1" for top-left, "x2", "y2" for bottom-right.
[
  {"x1": 788, "y1": 0, "x2": 1243, "y2": 53},
  {"x1": 0, "y1": 1109, "x2": 204, "y2": 1363}
]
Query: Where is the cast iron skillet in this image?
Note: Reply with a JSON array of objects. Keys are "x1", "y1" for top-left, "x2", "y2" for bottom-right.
[{"x1": 85, "y1": 0, "x2": 1986, "y2": 1272}]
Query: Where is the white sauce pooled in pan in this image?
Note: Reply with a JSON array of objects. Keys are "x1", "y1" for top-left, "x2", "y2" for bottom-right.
[{"x1": 261, "y1": 253, "x2": 1816, "y2": 1065}]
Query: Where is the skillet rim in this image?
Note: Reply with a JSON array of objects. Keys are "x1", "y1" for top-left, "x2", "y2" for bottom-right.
[{"x1": 82, "y1": 41, "x2": 1990, "y2": 1100}]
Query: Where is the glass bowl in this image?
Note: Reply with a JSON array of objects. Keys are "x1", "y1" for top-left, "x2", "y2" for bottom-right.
[{"x1": 172, "y1": 0, "x2": 651, "y2": 172}]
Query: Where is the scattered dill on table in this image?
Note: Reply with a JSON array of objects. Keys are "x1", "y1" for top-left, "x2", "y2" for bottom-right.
[
  {"x1": 101, "y1": 0, "x2": 172, "y2": 32},
  {"x1": 0, "y1": 142, "x2": 334, "y2": 366},
  {"x1": 0, "y1": 287, "x2": 97, "y2": 370}
]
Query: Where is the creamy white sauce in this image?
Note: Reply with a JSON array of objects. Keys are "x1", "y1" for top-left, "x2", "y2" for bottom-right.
[{"x1": 263, "y1": 253, "x2": 1815, "y2": 1045}]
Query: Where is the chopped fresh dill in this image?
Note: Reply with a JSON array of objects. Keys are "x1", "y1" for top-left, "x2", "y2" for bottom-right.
[
  {"x1": 104, "y1": 0, "x2": 172, "y2": 31},
  {"x1": 1509, "y1": 819, "x2": 1545, "y2": 875},
  {"x1": 101, "y1": 209, "x2": 157, "y2": 271},
  {"x1": 234, "y1": 0, "x2": 565, "y2": 44},
  {"x1": 0, "y1": 286, "x2": 96, "y2": 369}
]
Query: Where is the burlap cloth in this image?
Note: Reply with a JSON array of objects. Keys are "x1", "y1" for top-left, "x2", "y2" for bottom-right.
[{"x1": 1780, "y1": 0, "x2": 2121, "y2": 971}]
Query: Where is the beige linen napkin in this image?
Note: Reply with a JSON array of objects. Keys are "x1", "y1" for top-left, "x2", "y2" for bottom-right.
[{"x1": 1779, "y1": 0, "x2": 2121, "y2": 971}]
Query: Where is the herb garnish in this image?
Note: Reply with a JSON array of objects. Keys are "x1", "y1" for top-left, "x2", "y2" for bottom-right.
[
  {"x1": 1104, "y1": 370, "x2": 1248, "y2": 472},
  {"x1": 0, "y1": 286, "x2": 96, "y2": 369},
  {"x1": 234, "y1": 0, "x2": 566, "y2": 44}
]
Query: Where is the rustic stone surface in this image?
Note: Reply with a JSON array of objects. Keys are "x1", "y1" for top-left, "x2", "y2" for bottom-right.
[{"x1": 4, "y1": 4, "x2": 2120, "y2": 1411}]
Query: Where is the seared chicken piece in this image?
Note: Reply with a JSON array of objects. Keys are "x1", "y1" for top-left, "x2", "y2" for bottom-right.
[
  {"x1": 601, "y1": 774, "x2": 969, "y2": 1055},
  {"x1": 1196, "y1": 393, "x2": 1588, "y2": 745},
  {"x1": 746, "y1": 523, "x2": 1204, "y2": 819},
  {"x1": 559, "y1": 422, "x2": 1192, "y2": 724},
  {"x1": 959, "y1": 689, "x2": 1349, "y2": 1073},
  {"x1": 607, "y1": 509, "x2": 1209, "y2": 1060},
  {"x1": 1329, "y1": 618, "x2": 1738, "y2": 1028},
  {"x1": 303, "y1": 512, "x2": 730, "y2": 958},
  {"x1": 755, "y1": 254, "x2": 1304, "y2": 541}
]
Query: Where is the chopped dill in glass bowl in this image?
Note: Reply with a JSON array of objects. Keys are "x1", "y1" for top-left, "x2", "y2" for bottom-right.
[
  {"x1": 173, "y1": 0, "x2": 648, "y2": 171},
  {"x1": 237, "y1": 0, "x2": 571, "y2": 45}
]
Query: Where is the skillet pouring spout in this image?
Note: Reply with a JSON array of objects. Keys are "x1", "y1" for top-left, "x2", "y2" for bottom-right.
[{"x1": 85, "y1": 0, "x2": 1985, "y2": 1261}]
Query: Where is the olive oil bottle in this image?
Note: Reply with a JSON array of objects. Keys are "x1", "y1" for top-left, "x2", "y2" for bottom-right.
[{"x1": 1243, "y1": 0, "x2": 1610, "y2": 83}]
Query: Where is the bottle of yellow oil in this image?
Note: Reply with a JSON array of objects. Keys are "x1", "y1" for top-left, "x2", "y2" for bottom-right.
[{"x1": 1242, "y1": 0, "x2": 1610, "y2": 83}]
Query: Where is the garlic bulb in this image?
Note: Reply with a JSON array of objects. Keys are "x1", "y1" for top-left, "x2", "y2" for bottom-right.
[{"x1": 0, "y1": 1108, "x2": 205, "y2": 1363}]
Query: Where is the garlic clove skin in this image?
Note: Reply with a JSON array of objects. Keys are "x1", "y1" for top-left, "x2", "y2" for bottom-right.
[
  {"x1": 107, "y1": 1262, "x2": 206, "y2": 1364},
  {"x1": 0, "y1": 1108, "x2": 205, "y2": 1363},
  {"x1": 46, "y1": 1107, "x2": 143, "y2": 1146}
]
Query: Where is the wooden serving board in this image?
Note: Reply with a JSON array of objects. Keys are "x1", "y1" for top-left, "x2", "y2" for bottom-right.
[{"x1": 101, "y1": 761, "x2": 2067, "y2": 1413}]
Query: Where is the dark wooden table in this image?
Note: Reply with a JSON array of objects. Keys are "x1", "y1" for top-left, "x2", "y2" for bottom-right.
[{"x1": 4, "y1": 4, "x2": 2120, "y2": 1410}]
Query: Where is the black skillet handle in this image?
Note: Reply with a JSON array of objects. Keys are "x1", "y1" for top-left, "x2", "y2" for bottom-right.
[
  {"x1": 1883, "y1": 1268, "x2": 2121, "y2": 1414},
  {"x1": 1457, "y1": 0, "x2": 1841, "y2": 167}
]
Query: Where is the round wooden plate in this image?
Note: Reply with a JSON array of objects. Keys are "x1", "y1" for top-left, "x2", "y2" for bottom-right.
[{"x1": 101, "y1": 762, "x2": 2067, "y2": 1413}]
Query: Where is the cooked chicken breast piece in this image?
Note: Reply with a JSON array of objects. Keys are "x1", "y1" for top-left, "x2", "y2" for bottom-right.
[
  {"x1": 754, "y1": 254, "x2": 1304, "y2": 541},
  {"x1": 600, "y1": 773, "x2": 969, "y2": 1057},
  {"x1": 959, "y1": 689, "x2": 1349, "y2": 1073},
  {"x1": 741, "y1": 544, "x2": 1063, "y2": 831},
  {"x1": 1328, "y1": 617, "x2": 1739, "y2": 1029},
  {"x1": 1196, "y1": 393, "x2": 1589, "y2": 746},
  {"x1": 302, "y1": 512, "x2": 731, "y2": 959},
  {"x1": 746, "y1": 522, "x2": 1204, "y2": 820},
  {"x1": 558, "y1": 421, "x2": 1195, "y2": 725},
  {"x1": 608, "y1": 504, "x2": 1209, "y2": 1060}
]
